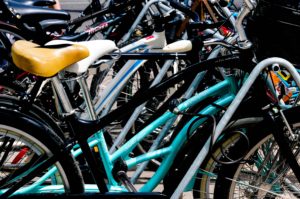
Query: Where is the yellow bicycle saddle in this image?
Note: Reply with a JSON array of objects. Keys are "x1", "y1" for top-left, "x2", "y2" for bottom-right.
[{"x1": 12, "y1": 40, "x2": 89, "y2": 77}]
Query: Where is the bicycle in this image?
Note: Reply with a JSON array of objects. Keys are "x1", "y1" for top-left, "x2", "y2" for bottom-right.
[
  {"x1": 0, "y1": 0, "x2": 247, "y2": 197},
  {"x1": 0, "y1": 4, "x2": 274, "y2": 199},
  {"x1": 0, "y1": 38, "x2": 239, "y2": 197},
  {"x1": 3, "y1": 1, "x2": 299, "y2": 199},
  {"x1": 1, "y1": 0, "x2": 209, "y2": 160}
]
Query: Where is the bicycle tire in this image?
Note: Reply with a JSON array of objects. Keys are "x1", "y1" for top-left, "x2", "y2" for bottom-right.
[
  {"x1": 0, "y1": 95, "x2": 66, "y2": 139},
  {"x1": 192, "y1": 117, "x2": 264, "y2": 199},
  {"x1": 214, "y1": 114, "x2": 300, "y2": 199},
  {"x1": 162, "y1": 118, "x2": 214, "y2": 198},
  {"x1": 0, "y1": 107, "x2": 84, "y2": 196}
]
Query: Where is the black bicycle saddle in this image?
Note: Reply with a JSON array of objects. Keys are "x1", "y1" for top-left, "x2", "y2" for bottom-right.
[
  {"x1": 7, "y1": 0, "x2": 70, "y2": 23},
  {"x1": 9, "y1": 0, "x2": 56, "y2": 7}
]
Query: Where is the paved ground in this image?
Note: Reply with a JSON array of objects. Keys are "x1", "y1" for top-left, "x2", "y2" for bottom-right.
[{"x1": 60, "y1": 0, "x2": 93, "y2": 11}]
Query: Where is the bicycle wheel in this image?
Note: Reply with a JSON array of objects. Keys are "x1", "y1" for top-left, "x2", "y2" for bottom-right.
[
  {"x1": 192, "y1": 117, "x2": 264, "y2": 199},
  {"x1": 163, "y1": 122, "x2": 213, "y2": 198},
  {"x1": 214, "y1": 115, "x2": 300, "y2": 199},
  {"x1": 0, "y1": 107, "x2": 84, "y2": 196}
]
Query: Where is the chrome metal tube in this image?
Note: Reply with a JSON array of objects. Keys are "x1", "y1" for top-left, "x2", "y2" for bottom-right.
[
  {"x1": 51, "y1": 76, "x2": 74, "y2": 115},
  {"x1": 77, "y1": 77, "x2": 97, "y2": 120}
]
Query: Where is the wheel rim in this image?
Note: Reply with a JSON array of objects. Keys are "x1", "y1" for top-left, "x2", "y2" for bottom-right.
[
  {"x1": 0, "y1": 125, "x2": 72, "y2": 194},
  {"x1": 229, "y1": 134, "x2": 300, "y2": 198},
  {"x1": 194, "y1": 133, "x2": 242, "y2": 198}
]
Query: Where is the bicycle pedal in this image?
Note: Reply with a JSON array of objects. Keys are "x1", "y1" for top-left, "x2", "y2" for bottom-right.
[
  {"x1": 112, "y1": 159, "x2": 136, "y2": 192},
  {"x1": 117, "y1": 171, "x2": 137, "y2": 192}
]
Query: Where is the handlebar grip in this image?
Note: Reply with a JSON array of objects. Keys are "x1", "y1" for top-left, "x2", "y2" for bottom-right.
[{"x1": 168, "y1": 0, "x2": 199, "y2": 21}]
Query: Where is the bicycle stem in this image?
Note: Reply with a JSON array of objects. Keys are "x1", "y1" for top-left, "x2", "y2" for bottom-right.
[{"x1": 235, "y1": 0, "x2": 257, "y2": 49}]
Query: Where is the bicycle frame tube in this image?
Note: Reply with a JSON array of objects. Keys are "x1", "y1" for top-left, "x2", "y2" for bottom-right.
[
  {"x1": 75, "y1": 55, "x2": 241, "y2": 135},
  {"x1": 6, "y1": 55, "x2": 241, "y2": 195},
  {"x1": 21, "y1": 75, "x2": 237, "y2": 194},
  {"x1": 118, "y1": 0, "x2": 171, "y2": 45},
  {"x1": 17, "y1": 41, "x2": 239, "y2": 195},
  {"x1": 111, "y1": 77, "x2": 235, "y2": 161},
  {"x1": 67, "y1": 0, "x2": 133, "y2": 33},
  {"x1": 80, "y1": 30, "x2": 167, "y2": 120},
  {"x1": 109, "y1": 59, "x2": 175, "y2": 153},
  {"x1": 139, "y1": 94, "x2": 235, "y2": 191},
  {"x1": 129, "y1": 34, "x2": 234, "y2": 181}
]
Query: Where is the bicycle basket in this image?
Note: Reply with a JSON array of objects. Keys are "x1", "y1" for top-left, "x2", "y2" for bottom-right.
[{"x1": 246, "y1": 0, "x2": 300, "y2": 64}]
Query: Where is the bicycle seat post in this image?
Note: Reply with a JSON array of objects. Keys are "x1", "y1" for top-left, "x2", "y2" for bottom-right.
[
  {"x1": 52, "y1": 76, "x2": 75, "y2": 116},
  {"x1": 77, "y1": 74, "x2": 97, "y2": 120}
]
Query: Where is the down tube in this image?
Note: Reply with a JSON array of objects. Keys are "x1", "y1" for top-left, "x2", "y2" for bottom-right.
[
  {"x1": 140, "y1": 94, "x2": 235, "y2": 191},
  {"x1": 111, "y1": 79, "x2": 232, "y2": 162}
]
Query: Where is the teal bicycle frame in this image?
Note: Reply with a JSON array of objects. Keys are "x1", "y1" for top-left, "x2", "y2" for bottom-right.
[{"x1": 7, "y1": 74, "x2": 238, "y2": 195}]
